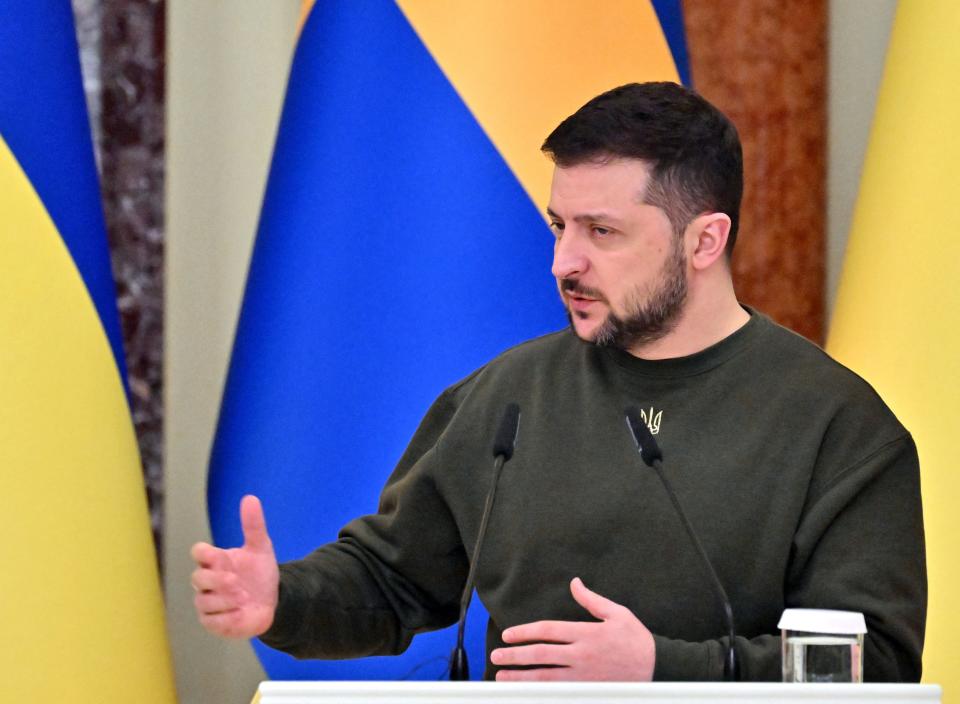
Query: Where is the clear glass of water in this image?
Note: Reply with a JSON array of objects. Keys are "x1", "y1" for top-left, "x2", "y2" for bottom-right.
[
  {"x1": 779, "y1": 609, "x2": 866, "y2": 683},
  {"x1": 782, "y1": 632, "x2": 863, "y2": 683}
]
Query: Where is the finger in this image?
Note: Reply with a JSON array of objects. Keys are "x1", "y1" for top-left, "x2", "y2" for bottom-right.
[
  {"x1": 192, "y1": 567, "x2": 239, "y2": 594},
  {"x1": 195, "y1": 590, "x2": 241, "y2": 615},
  {"x1": 491, "y1": 643, "x2": 572, "y2": 667},
  {"x1": 502, "y1": 620, "x2": 588, "y2": 644},
  {"x1": 496, "y1": 667, "x2": 572, "y2": 682},
  {"x1": 570, "y1": 576, "x2": 624, "y2": 621},
  {"x1": 240, "y1": 495, "x2": 273, "y2": 552},
  {"x1": 190, "y1": 542, "x2": 231, "y2": 570}
]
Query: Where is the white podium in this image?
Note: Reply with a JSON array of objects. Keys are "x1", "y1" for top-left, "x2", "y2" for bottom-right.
[{"x1": 256, "y1": 681, "x2": 942, "y2": 704}]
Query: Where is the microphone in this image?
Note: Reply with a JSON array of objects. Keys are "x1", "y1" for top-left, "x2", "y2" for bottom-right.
[
  {"x1": 624, "y1": 407, "x2": 739, "y2": 682},
  {"x1": 449, "y1": 403, "x2": 521, "y2": 680}
]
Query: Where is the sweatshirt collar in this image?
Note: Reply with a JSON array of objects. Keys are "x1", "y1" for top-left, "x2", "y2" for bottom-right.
[{"x1": 597, "y1": 306, "x2": 769, "y2": 380}]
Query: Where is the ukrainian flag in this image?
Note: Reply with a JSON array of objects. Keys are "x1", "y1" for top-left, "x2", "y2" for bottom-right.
[
  {"x1": 210, "y1": 0, "x2": 689, "y2": 680},
  {"x1": 0, "y1": 3, "x2": 176, "y2": 701},
  {"x1": 828, "y1": 0, "x2": 960, "y2": 692}
]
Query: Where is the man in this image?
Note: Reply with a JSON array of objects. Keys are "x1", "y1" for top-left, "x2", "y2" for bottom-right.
[{"x1": 192, "y1": 82, "x2": 926, "y2": 681}]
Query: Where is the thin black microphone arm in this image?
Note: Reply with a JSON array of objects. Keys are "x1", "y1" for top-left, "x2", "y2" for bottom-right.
[
  {"x1": 624, "y1": 407, "x2": 739, "y2": 682},
  {"x1": 449, "y1": 403, "x2": 521, "y2": 681}
]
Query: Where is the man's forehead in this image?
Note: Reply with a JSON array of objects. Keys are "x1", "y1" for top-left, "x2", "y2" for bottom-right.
[
  {"x1": 548, "y1": 160, "x2": 653, "y2": 215},
  {"x1": 550, "y1": 158, "x2": 652, "y2": 191},
  {"x1": 551, "y1": 154, "x2": 654, "y2": 175}
]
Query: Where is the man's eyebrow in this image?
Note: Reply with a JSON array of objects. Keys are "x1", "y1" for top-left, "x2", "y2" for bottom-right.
[{"x1": 546, "y1": 207, "x2": 623, "y2": 225}]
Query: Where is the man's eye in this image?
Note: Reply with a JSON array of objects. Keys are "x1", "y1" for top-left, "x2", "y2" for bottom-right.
[
  {"x1": 592, "y1": 226, "x2": 611, "y2": 236},
  {"x1": 549, "y1": 221, "x2": 565, "y2": 235}
]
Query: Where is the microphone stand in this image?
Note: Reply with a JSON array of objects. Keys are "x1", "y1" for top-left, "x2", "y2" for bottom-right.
[
  {"x1": 449, "y1": 452, "x2": 507, "y2": 680},
  {"x1": 625, "y1": 407, "x2": 739, "y2": 681},
  {"x1": 449, "y1": 403, "x2": 520, "y2": 680}
]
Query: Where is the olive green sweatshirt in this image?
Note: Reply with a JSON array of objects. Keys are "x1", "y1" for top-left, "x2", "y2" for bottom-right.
[{"x1": 261, "y1": 310, "x2": 926, "y2": 681}]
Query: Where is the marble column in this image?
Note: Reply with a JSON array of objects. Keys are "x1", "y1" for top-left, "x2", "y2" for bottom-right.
[{"x1": 73, "y1": 0, "x2": 166, "y2": 568}]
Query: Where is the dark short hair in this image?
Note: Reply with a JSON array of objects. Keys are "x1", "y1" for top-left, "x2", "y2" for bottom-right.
[{"x1": 542, "y1": 82, "x2": 743, "y2": 255}]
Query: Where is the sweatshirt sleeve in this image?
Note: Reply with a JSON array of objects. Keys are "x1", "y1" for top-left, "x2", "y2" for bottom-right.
[
  {"x1": 652, "y1": 434, "x2": 926, "y2": 682},
  {"x1": 259, "y1": 382, "x2": 473, "y2": 659}
]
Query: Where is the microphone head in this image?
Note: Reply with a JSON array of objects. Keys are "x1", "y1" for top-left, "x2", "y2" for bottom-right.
[
  {"x1": 624, "y1": 406, "x2": 663, "y2": 467},
  {"x1": 492, "y1": 403, "x2": 521, "y2": 459}
]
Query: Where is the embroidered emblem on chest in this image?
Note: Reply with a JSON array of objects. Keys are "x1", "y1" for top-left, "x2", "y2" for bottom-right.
[{"x1": 640, "y1": 406, "x2": 662, "y2": 435}]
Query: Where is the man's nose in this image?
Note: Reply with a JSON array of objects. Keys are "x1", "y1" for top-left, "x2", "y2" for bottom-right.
[{"x1": 551, "y1": 231, "x2": 589, "y2": 280}]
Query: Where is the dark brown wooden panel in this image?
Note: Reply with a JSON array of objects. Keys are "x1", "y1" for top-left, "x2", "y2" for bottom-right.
[{"x1": 683, "y1": 0, "x2": 826, "y2": 343}]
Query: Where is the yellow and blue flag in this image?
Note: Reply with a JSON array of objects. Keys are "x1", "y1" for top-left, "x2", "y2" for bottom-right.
[
  {"x1": 210, "y1": 0, "x2": 688, "y2": 680},
  {"x1": 827, "y1": 0, "x2": 960, "y2": 693},
  {"x1": 0, "y1": 3, "x2": 176, "y2": 701}
]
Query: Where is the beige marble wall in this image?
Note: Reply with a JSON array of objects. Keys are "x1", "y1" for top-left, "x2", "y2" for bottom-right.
[{"x1": 165, "y1": 3, "x2": 300, "y2": 703}]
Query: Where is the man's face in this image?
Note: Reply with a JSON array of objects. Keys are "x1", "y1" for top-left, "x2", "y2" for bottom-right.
[{"x1": 548, "y1": 158, "x2": 688, "y2": 352}]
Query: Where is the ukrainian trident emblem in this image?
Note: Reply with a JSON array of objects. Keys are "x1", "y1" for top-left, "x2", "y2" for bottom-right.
[{"x1": 640, "y1": 406, "x2": 662, "y2": 435}]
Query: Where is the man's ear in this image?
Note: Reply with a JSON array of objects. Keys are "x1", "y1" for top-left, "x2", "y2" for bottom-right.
[{"x1": 686, "y1": 212, "x2": 732, "y2": 271}]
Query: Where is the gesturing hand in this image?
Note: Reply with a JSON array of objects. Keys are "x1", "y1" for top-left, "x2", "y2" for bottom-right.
[
  {"x1": 491, "y1": 577, "x2": 655, "y2": 681},
  {"x1": 190, "y1": 495, "x2": 280, "y2": 639}
]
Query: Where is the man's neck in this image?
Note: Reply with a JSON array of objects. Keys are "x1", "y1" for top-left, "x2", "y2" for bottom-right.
[{"x1": 627, "y1": 285, "x2": 749, "y2": 361}]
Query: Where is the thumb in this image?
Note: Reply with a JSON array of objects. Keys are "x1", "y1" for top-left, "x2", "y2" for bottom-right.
[
  {"x1": 240, "y1": 495, "x2": 273, "y2": 553},
  {"x1": 570, "y1": 577, "x2": 621, "y2": 621}
]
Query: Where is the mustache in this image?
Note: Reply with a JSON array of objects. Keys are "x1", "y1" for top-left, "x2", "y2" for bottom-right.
[{"x1": 560, "y1": 278, "x2": 606, "y2": 301}]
